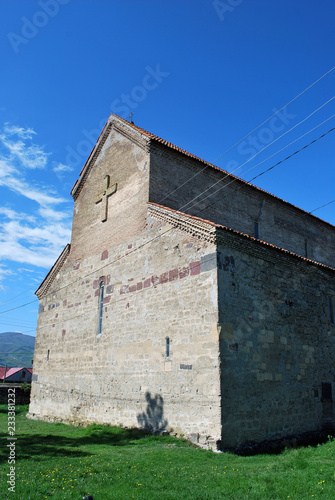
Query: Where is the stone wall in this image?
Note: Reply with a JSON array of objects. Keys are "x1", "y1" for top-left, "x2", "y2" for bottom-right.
[
  {"x1": 30, "y1": 116, "x2": 335, "y2": 450},
  {"x1": 29, "y1": 216, "x2": 221, "y2": 447},
  {"x1": 149, "y1": 142, "x2": 335, "y2": 268},
  {"x1": 217, "y1": 231, "x2": 335, "y2": 448},
  {"x1": 70, "y1": 124, "x2": 150, "y2": 261}
]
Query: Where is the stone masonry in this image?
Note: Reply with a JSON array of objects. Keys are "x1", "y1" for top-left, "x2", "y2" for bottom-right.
[{"x1": 29, "y1": 114, "x2": 335, "y2": 450}]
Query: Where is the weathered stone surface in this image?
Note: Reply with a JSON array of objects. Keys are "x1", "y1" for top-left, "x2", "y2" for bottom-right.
[
  {"x1": 149, "y1": 141, "x2": 335, "y2": 268},
  {"x1": 30, "y1": 114, "x2": 335, "y2": 450},
  {"x1": 218, "y1": 241, "x2": 335, "y2": 447}
]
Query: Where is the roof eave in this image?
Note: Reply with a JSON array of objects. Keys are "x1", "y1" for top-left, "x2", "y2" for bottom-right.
[{"x1": 35, "y1": 244, "x2": 71, "y2": 299}]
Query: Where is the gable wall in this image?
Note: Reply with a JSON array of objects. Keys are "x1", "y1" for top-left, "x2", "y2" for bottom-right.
[
  {"x1": 29, "y1": 216, "x2": 221, "y2": 447},
  {"x1": 149, "y1": 143, "x2": 335, "y2": 268},
  {"x1": 69, "y1": 127, "x2": 150, "y2": 262},
  {"x1": 5, "y1": 370, "x2": 32, "y2": 383},
  {"x1": 217, "y1": 235, "x2": 335, "y2": 448}
]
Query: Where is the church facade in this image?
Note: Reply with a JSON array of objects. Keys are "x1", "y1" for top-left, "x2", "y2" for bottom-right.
[{"x1": 29, "y1": 114, "x2": 335, "y2": 450}]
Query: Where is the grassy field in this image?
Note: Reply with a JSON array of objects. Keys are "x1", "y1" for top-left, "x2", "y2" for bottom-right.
[{"x1": 0, "y1": 405, "x2": 334, "y2": 499}]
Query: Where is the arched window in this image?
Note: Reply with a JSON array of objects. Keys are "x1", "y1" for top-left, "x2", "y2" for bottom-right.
[{"x1": 97, "y1": 281, "x2": 104, "y2": 336}]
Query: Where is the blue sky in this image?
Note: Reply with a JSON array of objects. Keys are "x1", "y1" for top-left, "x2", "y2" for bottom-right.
[{"x1": 0, "y1": 0, "x2": 334, "y2": 337}]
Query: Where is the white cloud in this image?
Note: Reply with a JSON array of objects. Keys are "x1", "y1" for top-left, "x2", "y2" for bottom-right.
[
  {"x1": 38, "y1": 206, "x2": 71, "y2": 221},
  {"x1": 53, "y1": 162, "x2": 74, "y2": 181},
  {"x1": 0, "y1": 207, "x2": 36, "y2": 223},
  {"x1": 0, "y1": 171, "x2": 66, "y2": 205},
  {"x1": 3, "y1": 123, "x2": 36, "y2": 139},
  {"x1": 0, "y1": 138, "x2": 49, "y2": 169},
  {"x1": 53, "y1": 162, "x2": 73, "y2": 173},
  {"x1": 0, "y1": 123, "x2": 72, "y2": 270},
  {"x1": 0, "y1": 266, "x2": 14, "y2": 290},
  {"x1": 0, "y1": 157, "x2": 17, "y2": 177},
  {"x1": 0, "y1": 216, "x2": 71, "y2": 268},
  {"x1": 0, "y1": 152, "x2": 66, "y2": 206},
  {"x1": 1, "y1": 219, "x2": 69, "y2": 245},
  {"x1": 0, "y1": 241, "x2": 60, "y2": 268},
  {"x1": 0, "y1": 124, "x2": 49, "y2": 170}
]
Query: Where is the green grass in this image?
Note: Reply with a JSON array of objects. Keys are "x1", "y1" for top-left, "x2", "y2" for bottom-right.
[{"x1": 0, "y1": 405, "x2": 334, "y2": 499}]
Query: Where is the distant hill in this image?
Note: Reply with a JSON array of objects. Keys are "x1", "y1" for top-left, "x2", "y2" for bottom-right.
[{"x1": 0, "y1": 332, "x2": 35, "y2": 368}]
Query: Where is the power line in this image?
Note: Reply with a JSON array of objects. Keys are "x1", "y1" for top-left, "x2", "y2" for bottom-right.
[
  {"x1": 1, "y1": 119, "x2": 334, "y2": 318},
  {"x1": 0, "y1": 351, "x2": 34, "y2": 354},
  {"x1": 18, "y1": 181, "x2": 335, "y2": 337},
  {"x1": 197, "y1": 117, "x2": 335, "y2": 211},
  {"x1": 3, "y1": 119, "x2": 334, "y2": 323},
  {"x1": 0, "y1": 300, "x2": 38, "y2": 316},
  {"x1": 212, "y1": 65, "x2": 335, "y2": 163},
  {"x1": 309, "y1": 199, "x2": 335, "y2": 215},
  {"x1": 0, "y1": 320, "x2": 37, "y2": 328},
  {"x1": 247, "y1": 127, "x2": 335, "y2": 185},
  {"x1": 0, "y1": 226, "x2": 175, "y2": 316},
  {"x1": 178, "y1": 97, "x2": 335, "y2": 214},
  {"x1": 0, "y1": 286, "x2": 36, "y2": 306},
  {"x1": 152, "y1": 67, "x2": 335, "y2": 206},
  {"x1": 1, "y1": 71, "x2": 335, "y2": 317},
  {"x1": 237, "y1": 115, "x2": 335, "y2": 184}
]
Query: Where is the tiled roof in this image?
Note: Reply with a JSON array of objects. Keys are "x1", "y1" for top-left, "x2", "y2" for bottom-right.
[
  {"x1": 0, "y1": 366, "x2": 33, "y2": 380},
  {"x1": 148, "y1": 202, "x2": 335, "y2": 274},
  {"x1": 71, "y1": 113, "x2": 334, "y2": 230}
]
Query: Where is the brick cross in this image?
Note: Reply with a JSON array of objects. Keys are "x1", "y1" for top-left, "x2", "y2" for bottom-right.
[{"x1": 96, "y1": 175, "x2": 117, "y2": 222}]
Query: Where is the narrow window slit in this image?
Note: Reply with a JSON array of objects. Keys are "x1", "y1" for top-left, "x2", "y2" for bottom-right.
[
  {"x1": 254, "y1": 220, "x2": 259, "y2": 239},
  {"x1": 328, "y1": 296, "x2": 334, "y2": 325},
  {"x1": 98, "y1": 281, "x2": 104, "y2": 336},
  {"x1": 166, "y1": 336, "x2": 170, "y2": 358}
]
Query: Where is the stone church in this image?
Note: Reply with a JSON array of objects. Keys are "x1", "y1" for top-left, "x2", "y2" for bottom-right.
[{"x1": 29, "y1": 113, "x2": 335, "y2": 450}]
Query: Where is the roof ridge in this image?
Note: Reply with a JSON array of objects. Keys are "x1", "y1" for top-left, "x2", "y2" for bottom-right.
[{"x1": 71, "y1": 113, "x2": 334, "y2": 230}]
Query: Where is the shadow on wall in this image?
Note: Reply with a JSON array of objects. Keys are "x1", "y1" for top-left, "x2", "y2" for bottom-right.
[{"x1": 137, "y1": 391, "x2": 168, "y2": 434}]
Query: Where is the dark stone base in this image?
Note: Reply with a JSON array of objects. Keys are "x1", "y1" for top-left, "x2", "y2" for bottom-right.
[{"x1": 220, "y1": 429, "x2": 335, "y2": 456}]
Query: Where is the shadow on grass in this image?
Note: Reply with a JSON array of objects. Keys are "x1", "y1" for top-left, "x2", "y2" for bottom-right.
[
  {"x1": 0, "y1": 425, "x2": 171, "y2": 464},
  {"x1": 0, "y1": 405, "x2": 29, "y2": 415},
  {"x1": 227, "y1": 430, "x2": 335, "y2": 456}
]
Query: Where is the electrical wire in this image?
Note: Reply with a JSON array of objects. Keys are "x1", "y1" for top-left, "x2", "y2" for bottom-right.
[
  {"x1": 195, "y1": 118, "x2": 335, "y2": 211},
  {"x1": 178, "y1": 97, "x2": 335, "y2": 213},
  {"x1": 158, "y1": 66, "x2": 335, "y2": 204},
  {"x1": 309, "y1": 199, "x2": 335, "y2": 215},
  {"x1": 247, "y1": 128, "x2": 335, "y2": 185},
  {"x1": 1, "y1": 120, "x2": 334, "y2": 317},
  {"x1": 0, "y1": 286, "x2": 36, "y2": 306},
  {"x1": 1, "y1": 123, "x2": 334, "y2": 321},
  {"x1": 1, "y1": 70, "x2": 335, "y2": 318},
  {"x1": 212, "y1": 65, "x2": 335, "y2": 163},
  {"x1": 0, "y1": 300, "x2": 38, "y2": 315}
]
